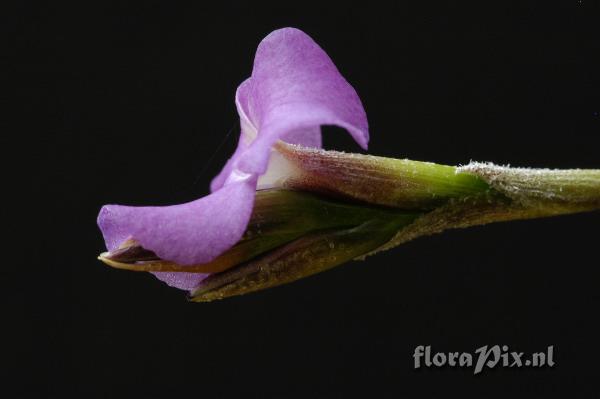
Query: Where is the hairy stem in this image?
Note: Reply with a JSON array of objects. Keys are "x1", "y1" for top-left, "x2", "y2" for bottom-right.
[{"x1": 366, "y1": 162, "x2": 600, "y2": 257}]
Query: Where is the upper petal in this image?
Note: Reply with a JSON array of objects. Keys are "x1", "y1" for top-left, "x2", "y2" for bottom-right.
[{"x1": 212, "y1": 27, "x2": 369, "y2": 190}]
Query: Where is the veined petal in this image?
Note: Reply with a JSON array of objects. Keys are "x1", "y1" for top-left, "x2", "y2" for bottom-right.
[{"x1": 211, "y1": 27, "x2": 369, "y2": 190}]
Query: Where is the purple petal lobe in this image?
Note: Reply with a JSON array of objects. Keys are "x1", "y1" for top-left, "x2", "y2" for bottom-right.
[
  {"x1": 151, "y1": 271, "x2": 210, "y2": 291},
  {"x1": 212, "y1": 27, "x2": 369, "y2": 190},
  {"x1": 97, "y1": 177, "x2": 257, "y2": 266}
]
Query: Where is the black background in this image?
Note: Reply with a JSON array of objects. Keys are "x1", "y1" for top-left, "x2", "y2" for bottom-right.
[{"x1": 10, "y1": 1, "x2": 600, "y2": 398}]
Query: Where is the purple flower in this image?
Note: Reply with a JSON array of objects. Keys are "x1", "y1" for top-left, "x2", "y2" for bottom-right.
[
  {"x1": 97, "y1": 28, "x2": 600, "y2": 302},
  {"x1": 97, "y1": 28, "x2": 369, "y2": 292}
]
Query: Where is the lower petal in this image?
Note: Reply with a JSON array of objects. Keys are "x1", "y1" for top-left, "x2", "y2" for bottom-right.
[
  {"x1": 97, "y1": 177, "x2": 257, "y2": 266},
  {"x1": 152, "y1": 271, "x2": 210, "y2": 291}
]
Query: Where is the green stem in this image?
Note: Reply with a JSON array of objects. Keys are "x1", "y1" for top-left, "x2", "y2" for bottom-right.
[{"x1": 366, "y1": 162, "x2": 600, "y2": 258}]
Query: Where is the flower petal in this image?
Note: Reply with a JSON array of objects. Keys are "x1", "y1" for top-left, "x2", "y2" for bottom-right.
[
  {"x1": 211, "y1": 27, "x2": 368, "y2": 190},
  {"x1": 97, "y1": 177, "x2": 257, "y2": 266},
  {"x1": 98, "y1": 28, "x2": 369, "y2": 292},
  {"x1": 151, "y1": 271, "x2": 210, "y2": 291}
]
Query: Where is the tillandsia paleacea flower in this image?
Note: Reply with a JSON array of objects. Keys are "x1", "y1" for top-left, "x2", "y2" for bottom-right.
[{"x1": 98, "y1": 27, "x2": 600, "y2": 302}]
